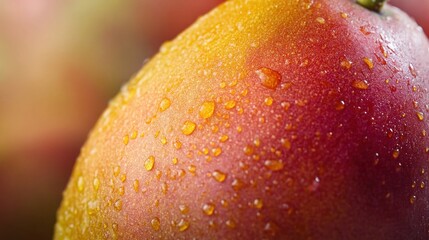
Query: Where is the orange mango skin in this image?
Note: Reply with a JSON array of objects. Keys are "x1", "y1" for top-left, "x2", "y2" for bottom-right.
[{"x1": 55, "y1": 0, "x2": 429, "y2": 239}]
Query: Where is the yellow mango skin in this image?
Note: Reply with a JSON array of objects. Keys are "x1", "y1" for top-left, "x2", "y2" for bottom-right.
[{"x1": 55, "y1": 0, "x2": 429, "y2": 239}]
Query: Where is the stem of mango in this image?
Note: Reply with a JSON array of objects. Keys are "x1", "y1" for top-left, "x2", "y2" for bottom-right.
[{"x1": 356, "y1": 0, "x2": 386, "y2": 12}]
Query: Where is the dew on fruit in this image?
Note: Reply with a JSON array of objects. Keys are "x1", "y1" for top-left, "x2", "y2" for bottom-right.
[
  {"x1": 130, "y1": 130, "x2": 138, "y2": 140},
  {"x1": 87, "y1": 200, "x2": 98, "y2": 215},
  {"x1": 363, "y1": 57, "x2": 374, "y2": 69},
  {"x1": 264, "y1": 97, "x2": 274, "y2": 106},
  {"x1": 220, "y1": 134, "x2": 229, "y2": 142},
  {"x1": 118, "y1": 186, "x2": 125, "y2": 196},
  {"x1": 202, "y1": 203, "x2": 215, "y2": 216},
  {"x1": 172, "y1": 157, "x2": 179, "y2": 165},
  {"x1": 145, "y1": 156, "x2": 155, "y2": 171},
  {"x1": 316, "y1": 17, "x2": 325, "y2": 24},
  {"x1": 232, "y1": 178, "x2": 244, "y2": 191},
  {"x1": 177, "y1": 219, "x2": 190, "y2": 232},
  {"x1": 410, "y1": 195, "x2": 416, "y2": 204},
  {"x1": 253, "y1": 199, "x2": 264, "y2": 209},
  {"x1": 280, "y1": 138, "x2": 291, "y2": 150},
  {"x1": 159, "y1": 98, "x2": 171, "y2": 112},
  {"x1": 225, "y1": 219, "x2": 236, "y2": 229},
  {"x1": 188, "y1": 165, "x2": 197, "y2": 174},
  {"x1": 151, "y1": 218, "x2": 161, "y2": 231},
  {"x1": 243, "y1": 145, "x2": 254, "y2": 156},
  {"x1": 264, "y1": 222, "x2": 279, "y2": 236},
  {"x1": 179, "y1": 204, "x2": 189, "y2": 214},
  {"x1": 340, "y1": 60, "x2": 352, "y2": 69},
  {"x1": 264, "y1": 160, "x2": 284, "y2": 171},
  {"x1": 212, "y1": 147, "x2": 222, "y2": 157},
  {"x1": 120, "y1": 174, "x2": 126, "y2": 182},
  {"x1": 93, "y1": 177, "x2": 100, "y2": 191},
  {"x1": 224, "y1": 100, "x2": 236, "y2": 110},
  {"x1": 161, "y1": 182, "x2": 168, "y2": 194},
  {"x1": 421, "y1": 181, "x2": 425, "y2": 189},
  {"x1": 255, "y1": 67, "x2": 281, "y2": 90},
  {"x1": 174, "y1": 139, "x2": 183, "y2": 149},
  {"x1": 182, "y1": 121, "x2": 197, "y2": 135},
  {"x1": 352, "y1": 80, "x2": 369, "y2": 90},
  {"x1": 212, "y1": 170, "x2": 227, "y2": 182},
  {"x1": 123, "y1": 134, "x2": 129, "y2": 145},
  {"x1": 340, "y1": 12, "x2": 348, "y2": 19},
  {"x1": 113, "y1": 166, "x2": 121, "y2": 177},
  {"x1": 114, "y1": 199, "x2": 122, "y2": 211},
  {"x1": 416, "y1": 112, "x2": 424, "y2": 121},
  {"x1": 308, "y1": 177, "x2": 320, "y2": 192},
  {"x1": 281, "y1": 102, "x2": 291, "y2": 111},
  {"x1": 199, "y1": 101, "x2": 215, "y2": 119},
  {"x1": 409, "y1": 63, "x2": 417, "y2": 77},
  {"x1": 77, "y1": 176, "x2": 84, "y2": 193},
  {"x1": 335, "y1": 100, "x2": 346, "y2": 111},
  {"x1": 133, "y1": 179, "x2": 139, "y2": 193},
  {"x1": 392, "y1": 149, "x2": 400, "y2": 159}
]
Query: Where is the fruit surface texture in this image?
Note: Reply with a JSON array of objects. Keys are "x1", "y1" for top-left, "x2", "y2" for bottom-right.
[{"x1": 55, "y1": 0, "x2": 429, "y2": 239}]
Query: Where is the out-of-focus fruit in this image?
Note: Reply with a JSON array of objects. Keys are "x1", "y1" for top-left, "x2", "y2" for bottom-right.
[
  {"x1": 0, "y1": 0, "x2": 222, "y2": 239},
  {"x1": 56, "y1": 0, "x2": 429, "y2": 239}
]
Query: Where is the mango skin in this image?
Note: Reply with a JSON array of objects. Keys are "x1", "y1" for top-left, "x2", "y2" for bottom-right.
[{"x1": 55, "y1": 0, "x2": 429, "y2": 239}]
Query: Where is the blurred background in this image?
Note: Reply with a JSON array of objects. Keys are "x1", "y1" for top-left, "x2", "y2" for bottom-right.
[{"x1": 0, "y1": 0, "x2": 426, "y2": 239}]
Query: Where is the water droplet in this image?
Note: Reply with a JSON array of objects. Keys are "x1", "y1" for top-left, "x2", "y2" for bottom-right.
[
  {"x1": 363, "y1": 57, "x2": 374, "y2": 69},
  {"x1": 174, "y1": 139, "x2": 183, "y2": 149},
  {"x1": 281, "y1": 102, "x2": 291, "y2": 111},
  {"x1": 316, "y1": 17, "x2": 325, "y2": 24},
  {"x1": 199, "y1": 101, "x2": 215, "y2": 119},
  {"x1": 188, "y1": 165, "x2": 197, "y2": 174},
  {"x1": 212, "y1": 147, "x2": 222, "y2": 157},
  {"x1": 179, "y1": 204, "x2": 189, "y2": 214},
  {"x1": 212, "y1": 170, "x2": 227, "y2": 182},
  {"x1": 335, "y1": 100, "x2": 346, "y2": 111},
  {"x1": 145, "y1": 156, "x2": 155, "y2": 171},
  {"x1": 120, "y1": 174, "x2": 127, "y2": 182},
  {"x1": 392, "y1": 149, "x2": 400, "y2": 159},
  {"x1": 182, "y1": 121, "x2": 196, "y2": 135},
  {"x1": 114, "y1": 199, "x2": 123, "y2": 211},
  {"x1": 159, "y1": 98, "x2": 171, "y2": 112},
  {"x1": 123, "y1": 135, "x2": 129, "y2": 145},
  {"x1": 130, "y1": 130, "x2": 138, "y2": 140},
  {"x1": 172, "y1": 157, "x2": 179, "y2": 165},
  {"x1": 264, "y1": 97, "x2": 274, "y2": 106},
  {"x1": 255, "y1": 67, "x2": 281, "y2": 90},
  {"x1": 151, "y1": 217, "x2": 161, "y2": 231},
  {"x1": 352, "y1": 80, "x2": 369, "y2": 90},
  {"x1": 225, "y1": 219, "x2": 236, "y2": 229},
  {"x1": 264, "y1": 222, "x2": 279, "y2": 236},
  {"x1": 243, "y1": 145, "x2": 254, "y2": 156},
  {"x1": 177, "y1": 219, "x2": 190, "y2": 232},
  {"x1": 77, "y1": 176, "x2": 84, "y2": 193},
  {"x1": 264, "y1": 160, "x2": 284, "y2": 171},
  {"x1": 280, "y1": 138, "x2": 291, "y2": 150},
  {"x1": 410, "y1": 195, "x2": 416, "y2": 204},
  {"x1": 133, "y1": 179, "x2": 139, "y2": 192},
  {"x1": 253, "y1": 199, "x2": 264, "y2": 209},
  {"x1": 202, "y1": 203, "x2": 215, "y2": 216},
  {"x1": 87, "y1": 200, "x2": 98, "y2": 215},
  {"x1": 232, "y1": 178, "x2": 244, "y2": 191},
  {"x1": 93, "y1": 178, "x2": 100, "y2": 191},
  {"x1": 224, "y1": 100, "x2": 236, "y2": 110},
  {"x1": 340, "y1": 60, "x2": 352, "y2": 69},
  {"x1": 118, "y1": 186, "x2": 125, "y2": 196},
  {"x1": 409, "y1": 64, "x2": 417, "y2": 77},
  {"x1": 308, "y1": 177, "x2": 320, "y2": 192},
  {"x1": 219, "y1": 135, "x2": 229, "y2": 142},
  {"x1": 113, "y1": 166, "x2": 121, "y2": 177},
  {"x1": 340, "y1": 12, "x2": 348, "y2": 19},
  {"x1": 417, "y1": 112, "x2": 424, "y2": 121},
  {"x1": 161, "y1": 182, "x2": 168, "y2": 194}
]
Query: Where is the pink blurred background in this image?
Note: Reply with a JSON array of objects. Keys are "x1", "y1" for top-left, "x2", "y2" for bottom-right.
[{"x1": 0, "y1": 0, "x2": 426, "y2": 239}]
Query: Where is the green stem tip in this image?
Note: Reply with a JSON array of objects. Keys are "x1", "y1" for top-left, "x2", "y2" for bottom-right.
[{"x1": 356, "y1": 0, "x2": 387, "y2": 12}]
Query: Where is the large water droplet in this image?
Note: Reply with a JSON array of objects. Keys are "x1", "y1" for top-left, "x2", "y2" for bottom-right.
[
  {"x1": 199, "y1": 101, "x2": 215, "y2": 119},
  {"x1": 182, "y1": 121, "x2": 197, "y2": 135},
  {"x1": 145, "y1": 156, "x2": 155, "y2": 171},
  {"x1": 159, "y1": 98, "x2": 171, "y2": 112},
  {"x1": 256, "y1": 67, "x2": 281, "y2": 90},
  {"x1": 212, "y1": 170, "x2": 227, "y2": 182}
]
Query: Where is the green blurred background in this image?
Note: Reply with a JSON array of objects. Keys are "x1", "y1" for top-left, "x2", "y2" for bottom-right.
[{"x1": 0, "y1": 0, "x2": 426, "y2": 239}]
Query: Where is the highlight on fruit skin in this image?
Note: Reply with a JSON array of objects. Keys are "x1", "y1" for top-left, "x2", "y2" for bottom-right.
[{"x1": 55, "y1": 0, "x2": 429, "y2": 239}]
